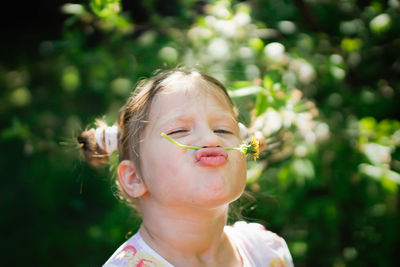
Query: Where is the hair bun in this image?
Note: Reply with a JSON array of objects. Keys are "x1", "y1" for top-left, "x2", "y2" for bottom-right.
[
  {"x1": 77, "y1": 123, "x2": 118, "y2": 166},
  {"x1": 95, "y1": 125, "x2": 118, "y2": 154}
]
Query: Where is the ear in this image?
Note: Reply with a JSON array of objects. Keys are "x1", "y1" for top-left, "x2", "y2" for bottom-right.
[{"x1": 117, "y1": 160, "x2": 147, "y2": 198}]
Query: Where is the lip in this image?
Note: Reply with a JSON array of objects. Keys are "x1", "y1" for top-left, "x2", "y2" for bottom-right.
[{"x1": 195, "y1": 147, "x2": 228, "y2": 167}]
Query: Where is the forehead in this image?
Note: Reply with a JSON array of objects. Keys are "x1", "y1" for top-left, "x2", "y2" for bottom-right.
[{"x1": 150, "y1": 73, "x2": 234, "y2": 118}]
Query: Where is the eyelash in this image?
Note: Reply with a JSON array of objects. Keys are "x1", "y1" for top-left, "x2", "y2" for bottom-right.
[
  {"x1": 168, "y1": 129, "x2": 188, "y2": 135},
  {"x1": 168, "y1": 128, "x2": 233, "y2": 135},
  {"x1": 214, "y1": 129, "x2": 233, "y2": 134}
]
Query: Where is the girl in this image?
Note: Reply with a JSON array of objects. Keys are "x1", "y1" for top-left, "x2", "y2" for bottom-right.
[{"x1": 78, "y1": 68, "x2": 294, "y2": 267}]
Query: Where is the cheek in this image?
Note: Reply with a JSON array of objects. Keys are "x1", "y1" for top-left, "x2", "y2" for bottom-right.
[
  {"x1": 140, "y1": 143, "x2": 188, "y2": 191},
  {"x1": 236, "y1": 157, "x2": 248, "y2": 186},
  {"x1": 228, "y1": 153, "x2": 247, "y2": 195},
  {"x1": 232, "y1": 150, "x2": 246, "y2": 173}
]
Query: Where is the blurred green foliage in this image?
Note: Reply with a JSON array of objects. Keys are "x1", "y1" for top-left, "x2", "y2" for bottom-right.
[{"x1": 1, "y1": 0, "x2": 400, "y2": 266}]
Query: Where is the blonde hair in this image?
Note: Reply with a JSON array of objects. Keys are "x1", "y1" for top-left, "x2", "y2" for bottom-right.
[{"x1": 77, "y1": 67, "x2": 238, "y2": 203}]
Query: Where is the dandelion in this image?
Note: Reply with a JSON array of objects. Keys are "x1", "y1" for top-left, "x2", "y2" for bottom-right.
[{"x1": 161, "y1": 133, "x2": 259, "y2": 160}]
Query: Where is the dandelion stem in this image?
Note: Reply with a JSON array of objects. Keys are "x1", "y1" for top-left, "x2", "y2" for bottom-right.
[
  {"x1": 160, "y1": 133, "x2": 202, "y2": 150},
  {"x1": 222, "y1": 147, "x2": 240, "y2": 151},
  {"x1": 161, "y1": 132, "x2": 259, "y2": 160}
]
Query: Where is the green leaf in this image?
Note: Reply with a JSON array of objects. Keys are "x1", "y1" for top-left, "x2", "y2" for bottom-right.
[
  {"x1": 229, "y1": 81, "x2": 254, "y2": 90},
  {"x1": 255, "y1": 89, "x2": 268, "y2": 116},
  {"x1": 228, "y1": 86, "x2": 261, "y2": 97},
  {"x1": 263, "y1": 75, "x2": 273, "y2": 91},
  {"x1": 1, "y1": 117, "x2": 31, "y2": 141}
]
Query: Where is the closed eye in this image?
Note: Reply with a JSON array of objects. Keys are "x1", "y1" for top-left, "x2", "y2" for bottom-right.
[
  {"x1": 168, "y1": 129, "x2": 189, "y2": 135},
  {"x1": 214, "y1": 129, "x2": 233, "y2": 134}
]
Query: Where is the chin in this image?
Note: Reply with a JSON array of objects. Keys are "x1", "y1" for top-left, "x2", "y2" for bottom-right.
[{"x1": 194, "y1": 183, "x2": 245, "y2": 208}]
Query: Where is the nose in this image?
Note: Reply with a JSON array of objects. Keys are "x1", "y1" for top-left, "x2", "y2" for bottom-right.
[{"x1": 197, "y1": 127, "x2": 222, "y2": 148}]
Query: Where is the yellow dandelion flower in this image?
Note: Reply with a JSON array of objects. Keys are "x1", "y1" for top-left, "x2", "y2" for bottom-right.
[{"x1": 249, "y1": 136, "x2": 260, "y2": 160}]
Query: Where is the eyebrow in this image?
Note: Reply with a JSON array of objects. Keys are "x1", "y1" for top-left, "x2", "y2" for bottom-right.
[
  {"x1": 158, "y1": 116, "x2": 194, "y2": 130},
  {"x1": 159, "y1": 113, "x2": 238, "y2": 130}
]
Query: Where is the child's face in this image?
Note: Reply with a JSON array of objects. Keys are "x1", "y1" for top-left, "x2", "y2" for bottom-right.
[{"x1": 138, "y1": 79, "x2": 247, "y2": 209}]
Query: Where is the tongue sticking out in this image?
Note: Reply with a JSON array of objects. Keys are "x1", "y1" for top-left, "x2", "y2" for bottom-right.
[{"x1": 195, "y1": 148, "x2": 228, "y2": 167}]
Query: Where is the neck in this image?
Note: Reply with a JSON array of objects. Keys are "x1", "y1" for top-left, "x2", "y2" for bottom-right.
[{"x1": 139, "y1": 202, "x2": 238, "y2": 266}]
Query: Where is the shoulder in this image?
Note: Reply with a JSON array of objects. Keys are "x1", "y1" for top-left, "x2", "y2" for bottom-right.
[
  {"x1": 225, "y1": 221, "x2": 294, "y2": 267},
  {"x1": 103, "y1": 231, "x2": 172, "y2": 267},
  {"x1": 102, "y1": 232, "x2": 139, "y2": 267}
]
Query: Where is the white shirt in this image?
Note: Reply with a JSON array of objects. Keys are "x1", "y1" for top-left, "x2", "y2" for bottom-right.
[{"x1": 103, "y1": 221, "x2": 294, "y2": 267}]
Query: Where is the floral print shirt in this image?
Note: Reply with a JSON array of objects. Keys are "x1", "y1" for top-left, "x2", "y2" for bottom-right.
[{"x1": 103, "y1": 221, "x2": 294, "y2": 267}]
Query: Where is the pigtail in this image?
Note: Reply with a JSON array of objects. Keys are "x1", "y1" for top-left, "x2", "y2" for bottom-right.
[{"x1": 77, "y1": 120, "x2": 118, "y2": 166}]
